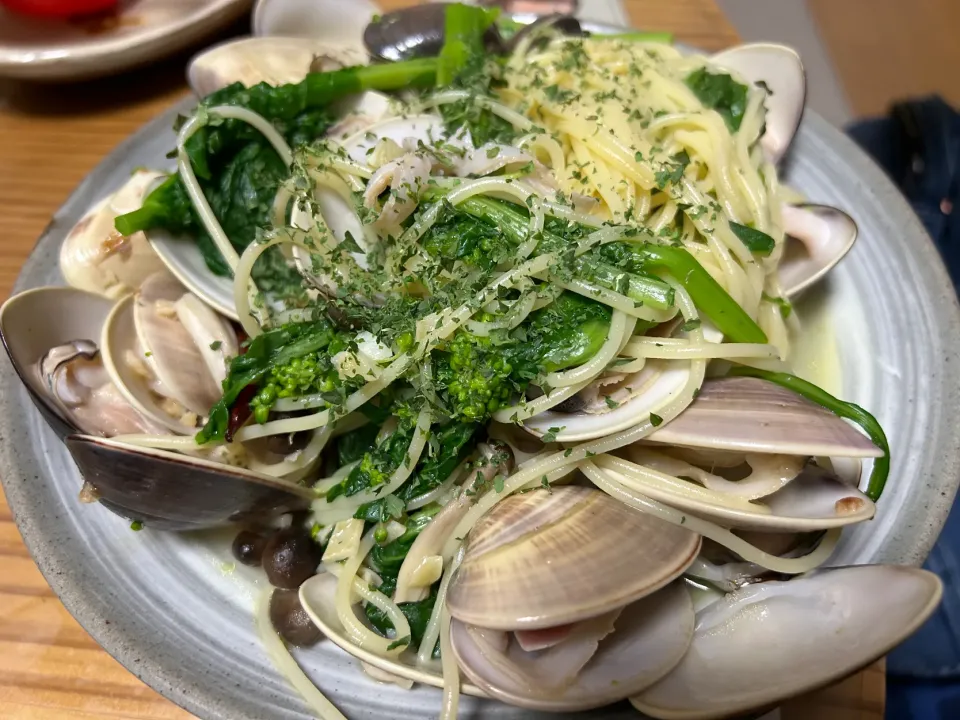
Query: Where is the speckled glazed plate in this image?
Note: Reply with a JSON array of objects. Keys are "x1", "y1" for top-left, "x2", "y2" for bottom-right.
[
  {"x1": 2, "y1": 95, "x2": 960, "y2": 720},
  {"x1": 0, "y1": 0, "x2": 250, "y2": 81}
]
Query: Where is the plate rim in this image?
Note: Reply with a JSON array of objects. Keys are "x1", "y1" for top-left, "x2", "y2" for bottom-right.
[{"x1": 3, "y1": 85, "x2": 960, "y2": 720}]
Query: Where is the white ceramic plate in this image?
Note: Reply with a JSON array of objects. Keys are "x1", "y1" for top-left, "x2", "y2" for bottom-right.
[{"x1": 0, "y1": 0, "x2": 251, "y2": 80}]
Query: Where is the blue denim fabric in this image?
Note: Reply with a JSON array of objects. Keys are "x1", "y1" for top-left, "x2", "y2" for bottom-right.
[{"x1": 847, "y1": 96, "x2": 960, "y2": 718}]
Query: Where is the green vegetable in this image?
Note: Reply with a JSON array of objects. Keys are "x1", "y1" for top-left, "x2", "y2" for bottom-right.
[
  {"x1": 654, "y1": 150, "x2": 690, "y2": 189},
  {"x1": 365, "y1": 585, "x2": 438, "y2": 652},
  {"x1": 196, "y1": 320, "x2": 334, "y2": 444},
  {"x1": 325, "y1": 421, "x2": 416, "y2": 502},
  {"x1": 115, "y1": 58, "x2": 439, "y2": 273},
  {"x1": 729, "y1": 221, "x2": 775, "y2": 256},
  {"x1": 605, "y1": 243, "x2": 768, "y2": 344},
  {"x1": 435, "y1": 4, "x2": 516, "y2": 146},
  {"x1": 357, "y1": 422, "x2": 478, "y2": 522},
  {"x1": 523, "y1": 292, "x2": 611, "y2": 372},
  {"x1": 684, "y1": 67, "x2": 749, "y2": 132},
  {"x1": 364, "y1": 507, "x2": 444, "y2": 651},
  {"x1": 726, "y1": 367, "x2": 890, "y2": 501},
  {"x1": 248, "y1": 350, "x2": 339, "y2": 424},
  {"x1": 602, "y1": 31, "x2": 674, "y2": 43},
  {"x1": 335, "y1": 423, "x2": 381, "y2": 467},
  {"x1": 437, "y1": 3, "x2": 499, "y2": 86},
  {"x1": 433, "y1": 332, "x2": 516, "y2": 421},
  {"x1": 455, "y1": 194, "x2": 675, "y2": 310},
  {"x1": 396, "y1": 422, "x2": 478, "y2": 501}
]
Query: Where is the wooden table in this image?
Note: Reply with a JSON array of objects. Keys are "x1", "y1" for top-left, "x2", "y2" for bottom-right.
[{"x1": 0, "y1": 1, "x2": 883, "y2": 718}]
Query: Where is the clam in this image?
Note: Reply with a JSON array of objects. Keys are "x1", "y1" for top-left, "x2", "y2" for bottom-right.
[
  {"x1": 710, "y1": 43, "x2": 805, "y2": 164},
  {"x1": 187, "y1": 36, "x2": 369, "y2": 99},
  {"x1": 632, "y1": 566, "x2": 942, "y2": 720},
  {"x1": 522, "y1": 359, "x2": 693, "y2": 443},
  {"x1": 298, "y1": 571, "x2": 488, "y2": 696},
  {"x1": 446, "y1": 486, "x2": 700, "y2": 629},
  {"x1": 66, "y1": 435, "x2": 314, "y2": 531},
  {"x1": 780, "y1": 203, "x2": 858, "y2": 298},
  {"x1": 100, "y1": 272, "x2": 236, "y2": 434},
  {"x1": 0, "y1": 287, "x2": 160, "y2": 439},
  {"x1": 595, "y1": 455, "x2": 876, "y2": 532},
  {"x1": 289, "y1": 113, "x2": 448, "y2": 293},
  {"x1": 643, "y1": 376, "x2": 882, "y2": 458},
  {"x1": 252, "y1": 0, "x2": 378, "y2": 46},
  {"x1": 2, "y1": 286, "x2": 314, "y2": 530},
  {"x1": 444, "y1": 486, "x2": 699, "y2": 710},
  {"x1": 451, "y1": 582, "x2": 693, "y2": 712},
  {"x1": 59, "y1": 170, "x2": 168, "y2": 299}
]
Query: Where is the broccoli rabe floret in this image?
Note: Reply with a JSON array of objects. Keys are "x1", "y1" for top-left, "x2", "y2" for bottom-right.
[
  {"x1": 249, "y1": 351, "x2": 339, "y2": 423},
  {"x1": 434, "y1": 332, "x2": 518, "y2": 421}
]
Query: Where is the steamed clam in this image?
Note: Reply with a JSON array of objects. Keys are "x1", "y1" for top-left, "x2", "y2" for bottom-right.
[
  {"x1": 0, "y1": 274, "x2": 318, "y2": 530},
  {"x1": 59, "y1": 169, "x2": 168, "y2": 299},
  {"x1": 187, "y1": 36, "x2": 369, "y2": 98}
]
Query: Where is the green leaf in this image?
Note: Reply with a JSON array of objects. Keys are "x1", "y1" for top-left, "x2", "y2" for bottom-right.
[
  {"x1": 684, "y1": 67, "x2": 749, "y2": 132},
  {"x1": 650, "y1": 413, "x2": 664, "y2": 426},
  {"x1": 386, "y1": 635, "x2": 411, "y2": 651},
  {"x1": 729, "y1": 222, "x2": 775, "y2": 256}
]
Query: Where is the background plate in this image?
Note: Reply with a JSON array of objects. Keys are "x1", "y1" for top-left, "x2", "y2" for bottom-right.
[
  {"x1": 2, "y1": 96, "x2": 960, "y2": 720},
  {"x1": 0, "y1": 0, "x2": 250, "y2": 80}
]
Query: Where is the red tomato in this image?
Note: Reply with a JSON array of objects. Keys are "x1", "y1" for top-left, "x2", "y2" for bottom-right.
[{"x1": 0, "y1": 0, "x2": 119, "y2": 18}]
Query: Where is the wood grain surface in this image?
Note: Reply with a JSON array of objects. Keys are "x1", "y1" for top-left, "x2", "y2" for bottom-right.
[{"x1": 0, "y1": 2, "x2": 882, "y2": 719}]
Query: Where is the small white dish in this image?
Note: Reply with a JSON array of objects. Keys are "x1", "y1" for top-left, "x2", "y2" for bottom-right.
[
  {"x1": 0, "y1": 0, "x2": 251, "y2": 81},
  {"x1": 252, "y1": 0, "x2": 377, "y2": 44}
]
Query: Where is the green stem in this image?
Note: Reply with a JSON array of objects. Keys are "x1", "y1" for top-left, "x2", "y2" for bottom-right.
[
  {"x1": 600, "y1": 31, "x2": 674, "y2": 43},
  {"x1": 438, "y1": 3, "x2": 500, "y2": 86},
  {"x1": 456, "y1": 195, "x2": 674, "y2": 309},
  {"x1": 624, "y1": 244, "x2": 768, "y2": 344},
  {"x1": 726, "y1": 366, "x2": 890, "y2": 501},
  {"x1": 306, "y1": 58, "x2": 439, "y2": 105}
]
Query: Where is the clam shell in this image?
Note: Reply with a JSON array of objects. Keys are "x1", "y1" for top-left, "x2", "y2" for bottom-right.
[
  {"x1": 780, "y1": 203, "x2": 858, "y2": 298},
  {"x1": 1, "y1": 287, "x2": 116, "y2": 438},
  {"x1": 100, "y1": 294, "x2": 196, "y2": 434},
  {"x1": 298, "y1": 572, "x2": 488, "y2": 697},
  {"x1": 133, "y1": 272, "x2": 223, "y2": 418},
  {"x1": 451, "y1": 581, "x2": 693, "y2": 712},
  {"x1": 446, "y1": 486, "x2": 701, "y2": 630},
  {"x1": 632, "y1": 565, "x2": 942, "y2": 720},
  {"x1": 59, "y1": 170, "x2": 168, "y2": 299},
  {"x1": 187, "y1": 36, "x2": 368, "y2": 98},
  {"x1": 66, "y1": 435, "x2": 313, "y2": 531},
  {"x1": 598, "y1": 457, "x2": 875, "y2": 532},
  {"x1": 710, "y1": 43, "x2": 805, "y2": 164},
  {"x1": 522, "y1": 360, "x2": 692, "y2": 443},
  {"x1": 643, "y1": 376, "x2": 883, "y2": 458}
]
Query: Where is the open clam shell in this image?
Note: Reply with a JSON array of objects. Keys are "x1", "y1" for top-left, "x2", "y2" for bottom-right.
[
  {"x1": 66, "y1": 435, "x2": 314, "y2": 531},
  {"x1": 59, "y1": 170, "x2": 168, "y2": 299},
  {"x1": 0, "y1": 287, "x2": 145, "y2": 439},
  {"x1": 298, "y1": 571, "x2": 487, "y2": 696},
  {"x1": 632, "y1": 566, "x2": 942, "y2": 720},
  {"x1": 187, "y1": 36, "x2": 369, "y2": 99},
  {"x1": 597, "y1": 456, "x2": 876, "y2": 532},
  {"x1": 451, "y1": 581, "x2": 694, "y2": 712},
  {"x1": 100, "y1": 273, "x2": 235, "y2": 434},
  {"x1": 643, "y1": 376, "x2": 883, "y2": 458},
  {"x1": 522, "y1": 360, "x2": 692, "y2": 444},
  {"x1": 780, "y1": 203, "x2": 858, "y2": 298},
  {"x1": 446, "y1": 486, "x2": 701, "y2": 630},
  {"x1": 710, "y1": 43, "x2": 805, "y2": 164}
]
